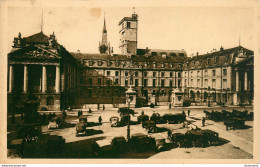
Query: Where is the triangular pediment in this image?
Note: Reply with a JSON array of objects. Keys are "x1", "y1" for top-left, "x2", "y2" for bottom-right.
[{"x1": 8, "y1": 45, "x2": 60, "y2": 60}]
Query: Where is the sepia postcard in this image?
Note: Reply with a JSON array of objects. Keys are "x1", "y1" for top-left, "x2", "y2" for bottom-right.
[{"x1": 0, "y1": 0, "x2": 259, "y2": 164}]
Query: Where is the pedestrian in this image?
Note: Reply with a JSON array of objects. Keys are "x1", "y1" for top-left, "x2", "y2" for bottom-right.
[
  {"x1": 182, "y1": 110, "x2": 186, "y2": 115},
  {"x1": 169, "y1": 103, "x2": 171, "y2": 109},
  {"x1": 98, "y1": 116, "x2": 102, "y2": 124},
  {"x1": 89, "y1": 108, "x2": 92, "y2": 113},
  {"x1": 226, "y1": 122, "x2": 229, "y2": 131},
  {"x1": 103, "y1": 104, "x2": 105, "y2": 110},
  {"x1": 188, "y1": 110, "x2": 190, "y2": 116},
  {"x1": 141, "y1": 110, "x2": 144, "y2": 115},
  {"x1": 167, "y1": 130, "x2": 172, "y2": 139},
  {"x1": 202, "y1": 117, "x2": 205, "y2": 127}
]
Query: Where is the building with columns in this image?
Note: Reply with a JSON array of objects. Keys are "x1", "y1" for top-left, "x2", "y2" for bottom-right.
[
  {"x1": 182, "y1": 46, "x2": 254, "y2": 106},
  {"x1": 8, "y1": 31, "x2": 78, "y2": 112}
]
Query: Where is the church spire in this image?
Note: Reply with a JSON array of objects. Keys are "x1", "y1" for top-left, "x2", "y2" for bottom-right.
[{"x1": 99, "y1": 13, "x2": 110, "y2": 54}]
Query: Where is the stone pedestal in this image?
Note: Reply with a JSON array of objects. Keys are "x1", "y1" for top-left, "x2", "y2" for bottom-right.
[
  {"x1": 125, "y1": 86, "x2": 137, "y2": 108},
  {"x1": 171, "y1": 88, "x2": 184, "y2": 107}
]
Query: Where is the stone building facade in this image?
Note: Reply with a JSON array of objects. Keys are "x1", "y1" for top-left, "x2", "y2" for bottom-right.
[
  {"x1": 182, "y1": 46, "x2": 254, "y2": 106},
  {"x1": 7, "y1": 31, "x2": 78, "y2": 113},
  {"x1": 7, "y1": 13, "x2": 254, "y2": 112}
]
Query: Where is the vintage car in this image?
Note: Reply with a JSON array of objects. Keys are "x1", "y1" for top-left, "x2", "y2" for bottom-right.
[
  {"x1": 137, "y1": 114, "x2": 149, "y2": 124},
  {"x1": 224, "y1": 117, "x2": 246, "y2": 130},
  {"x1": 46, "y1": 135, "x2": 65, "y2": 154},
  {"x1": 76, "y1": 122, "x2": 87, "y2": 137},
  {"x1": 185, "y1": 129, "x2": 214, "y2": 147},
  {"x1": 142, "y1": 120, "x2": 158, "y2": 133},
  {"x1": 48, "y1": 116, "x2": 63, "y2": 129},
  {"x1": 202, "y1": 129, "x2": 219, "y2": 146},
  {"x1": 120, "y1": 113, "x2": 131, "y2": 126},
  {"x1": 128, "y1": 133, "x2": 155, "y2": 152},
  {"x1": 111, "y1": 136, "x2": 127, "y2": 153},
  {"x1": 162, "y1": 113, "x2": 186, "y2": 124},
  {"x1": 79, "y1": 116, "x2": 88, "y2": 126},
  {"x1": 168, "y1": 132, "x2": 187, "y2": 147},
  {"x1": 150, "y1": 113, "x2": 162, "y2": 124},
  {"x1": 110, "y1": 116, "x2": 120, "y2": 127},
  {"x1": 150, "y1": 134, "x2": 165, "y2": 152},
  {"x1": 92, "y1": 139, "x2": 113, "y2": 157},
  {"x1": 118, "y1": 107, "x2": 135, "y2": 116}
]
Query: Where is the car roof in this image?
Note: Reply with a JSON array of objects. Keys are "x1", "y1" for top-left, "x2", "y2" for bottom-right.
[{"x1": 187, "y1": 130, "x2": 204, "y2": 135}]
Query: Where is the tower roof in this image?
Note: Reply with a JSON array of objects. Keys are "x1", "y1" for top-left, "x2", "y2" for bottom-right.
[{"x1": 103, "y1": 18, "x2": 107, "y2": 33}]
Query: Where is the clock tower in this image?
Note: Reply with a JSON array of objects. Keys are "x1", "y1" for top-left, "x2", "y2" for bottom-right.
[{"x1": 119, "y1": 13, "x2": 138, "y2": 55}]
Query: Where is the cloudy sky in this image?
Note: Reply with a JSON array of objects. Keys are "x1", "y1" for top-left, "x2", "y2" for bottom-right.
[{"x1": 6, "y1": 1, "x2": 256, "y2": 56}]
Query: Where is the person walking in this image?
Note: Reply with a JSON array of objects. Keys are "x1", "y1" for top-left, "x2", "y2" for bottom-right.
[
  {"x1": 188, "y1": 110, "x2": 190, "y2": 116},
  {"x1": 98, "y1": 116, "x2": 102, "y2": 124},
  {"x1": 202, "y1": 117, "x2": 206, "y2": 127}
]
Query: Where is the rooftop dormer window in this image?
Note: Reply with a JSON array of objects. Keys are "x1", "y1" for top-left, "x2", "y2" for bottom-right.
[
  {"x1": 144, "y1": 62, "x2": 148, "y2": 67},
  {"x1": 152, "y1": 52, "x2": 157, "y2": 56},
  {"x1": 170, "y1": 64, "x2": 173, "y2": 68},
  {"x1": 162, "y1": 53, "x2": 167, "y2": 59},
  {"x1": 153, "y1": 62, "x2": 157, "y2": 68},
  {"x1": 89, "y1": 60, "x2": 93, "y2": 66},
  {"x1": 107, "y1": 60, "x2": 112, "y2": 67},
  {"x1": 170, "y1": 53, "x2": 176, "y2": 57},
  {"x1": 116, "y1": 61, "x2": 120, "y2": 67},
  {"x1": 98, "y1": 60, "x2": 102, "y2": 66},
  {"x1": 161, "y1": 63, "x2": 165, "y2": 68},
  {"x1": 127, "y1": 22, "x2": 131, "y2": 28}
]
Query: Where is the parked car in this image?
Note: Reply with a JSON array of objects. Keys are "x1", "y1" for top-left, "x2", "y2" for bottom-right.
[
  {"x1": 150, "y1": 134, "x2": 165, "y2": 152},
  {"x1": 202, "y1": 129, "x2": 219, "y2": 146},
  {"x1": 79, "y1": 116, "x2": 88, "y2": 126},
  {"x1": 110, "y1": 116, "x2": 120, "y2": 127},
  {"x1": 48, "y1": 116, "x2": 63, "y2": 129},
  {"x1": 137, "y1": 114, "x2": 149, "y2": 124},
  {"x1": 46, "y1": 135, "x2": 65, "y2": 154},
  {"x1": 118, "y1": 107, "x2": 135, "y2": 116},
  {"x1": 76, "y1": 122, "x2": 87, "y2": 137},
  {"x1": 92, "y1": 139, "x2": 113, "y2": 157},
  {"x1": 150, "y1": 113, "x2": 162, "y2": 123},
  {"x1": 111, "y1": 136, "x2": 127, "y2": 153},
  {"x1": 185, "y1": 129, "x2": 210, "y2": 147},
  {"x1": 224, "y1": 117, "x2": 246, "y2": 130},
  {"x1": 128, "y1": 133, "x2": 155, "y2": 152},
  {"x1": 162, "y1": 113, "x2": 186, "y2": 124},
  {"x1": 142, "y1": 120, "x2": 158, "y2": 133},
  {"x1": 168, "y1": 132, "x2": 187, "y2": 148}
]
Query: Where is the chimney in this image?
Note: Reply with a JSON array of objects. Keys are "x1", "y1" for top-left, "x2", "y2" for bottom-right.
[
  {"x1": 220, "y1": 46, "x2": 224, "y2": 52},
  {"x1": 196, "y1": 52, "x2": 199, "y2": 56}
]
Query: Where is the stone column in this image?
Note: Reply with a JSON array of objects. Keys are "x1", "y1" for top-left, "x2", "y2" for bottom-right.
[
  {"x1": 8, "y1": 65, "x2": 13, "y2": 93},
  {"x1": 236, "y1": 70, "x2": 239, "y2": 91},
  {"x1": 55, "y1": 65, "x2": 60, "y2": 93},
  {"x1": 23, "y1": 64, "x2": 28, "y2": 93},
  {"x1": 244, "y1": 72, "x2": 247, "y2": 91},
  {"x1": 42, "y1": 65, "x2": 46, "y2": 92},
  {"x1": 61, "y1": 73, "x2": 65, "y2": 92}
]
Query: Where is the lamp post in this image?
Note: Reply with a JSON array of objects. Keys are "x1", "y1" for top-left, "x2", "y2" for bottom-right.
[
  {"x1": 208, "y1": 86, "x2": 211, "y2": 107},
  {"x1": 126, "y1": 94, "x2": 132, "y2": 140}
]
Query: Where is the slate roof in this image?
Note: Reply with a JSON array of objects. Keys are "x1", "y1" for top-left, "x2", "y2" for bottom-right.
[
  {"x1": 183, "y1": 46, "x2": 254, "y2": 69},
  {"x1": 24, "y1": 32, "x2": 49, "y2": 44}
]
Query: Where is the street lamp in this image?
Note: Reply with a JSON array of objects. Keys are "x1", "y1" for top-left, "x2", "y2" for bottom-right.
[
  {"x1": 208, "y1": 86, "x2": 211, "y2": 107},
  {"x1": 126, "y1": 94, "x2": 133, "y2": 140}
]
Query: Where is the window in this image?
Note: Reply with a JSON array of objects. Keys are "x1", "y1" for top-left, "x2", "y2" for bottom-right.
[
  {"x1": 115, "y1": 78, "x2": 119, "y2": 85},
  {"x1": 125, "y1": 79, "x2": 128, "y2": 86},
  {"x1": 170, "y1": 53, "x2": 176, "y2": 57},
  {"x1": 125, "y1": 71, "x2": 128, "y2": 76},
  {"x1": 191, "y1": 71, "x2": 193, "y2": 78},
  {"x1": 153, "y1": 79, "x2": 156, "y2": 87},
  {"x1": 144, "y1": 79, "x2": 148, "y2": 87},
  {"x1": 161, "y1": 72, "x2": 164, "y2": 77},
  {"x1": 115, "y1": 71, "x2": 119, "y2": 76},
  {"x1": 98, "y1": 78, "x2": 101, "y2": 85},
  {"x1": 88, "y1": 89, "x2": 92, "y2": 97},
  {"x1": 162, "y1": 53, "x2": 167, "y2": 59},
  {"x1": 178, "y1": 64, "x2": 182, "y2": 69},
  {"x1": 116, "y1": 61, "x2": 120, "y2": 67},
  {"x1": 107, "y1": 71, "x2": 110, "y2": 76},
  {"x1": 223, "y1": 69, "x2": 227, "y2": 76},
  {"x1": 153, "y1": 63, "x2": 157, "y2": 68},
  {"x1": 212, "y1": 79, "x2": 216, "y2": 88},
  {"x1": 89, "y1": 78, "x2": 92, "y2": 86},
  {"x1": 135, "y1": 79, "x2": 138, "y2": 87},
  {"x1": 178, "y1": 72, "x2": 181, "y2": 78},
  {"x1": 153, "y1": 72, "x2": 156, "y2": 77},
  {"x1": 89, "y1": 61, "x2": 93, "y2": 66},
  {"x1": 204, "y1": 79, "x2": 208, "y2": 88},
  {"x1": 144, "y1": 63, "x2": 148, "y2": 67},
  {"x1": 197, "y1": 79, "x2": 200, "y2": 88},
  {"x1": 191, "y1": 79, "x2": 193, "y2": 87},
  {"x1": 144, "y1": 72, "x2": 147, "y2": 77},
  {"x1": 205, "y1": 70, "x2": 208, "y2": 76},
  {"x1": 161, "y1": 90, "x2": 165, "y2": 96},
  {"x1": 161, "y1": 63, "x2": 165, "y2": 68},
  {"x1": 223, "y1": 79, "x2": 227, "y2": 89},
  {"x1": 98, "y1": 60, "x2": 102, "y2": 66},
  {"x1": 197, "y1": 71, "x2": 200, "y2": 77},
  {"x1": 135, "y1": 72, "x2": 138, "y2": 77},
  {"x1": 179, "y1": 53, "x2": 185, "y2": 57},
  {"x1": 152, "y1": 90, "x2": 156, "y2": 95},
  {"x1": 170, "y1": 64, "x2": 173, "y2": 68},
  {"x1": 107, "y1": 61, "x2": 112, "y2": 67},
  {"x1": 184, "y1": 79, "x2": 187, "y2": 87},
  {"x1": 127, "y1": 22, "x2": 131, "y2": 28},
  {"x1": 107, "y1": 80, "x2": 111, "y2": 86},
  {"x1": 152, "y1": 52, "x2": 157, "y2": 56},
  {"x1": 170, "y1": 72, "x2": 173, "y2": 77},
  {"x1": 161, "y1": 79, "x2": 165, "y2": 87},
  {"x1": 170, "y1": 80, "x2": 173, "y2": 87},
  {"x1": 212, "y1": 70, "x2": 216, "y2": 76}
]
